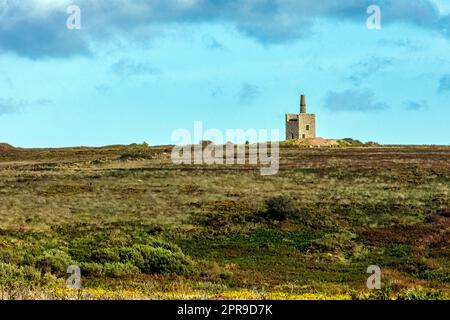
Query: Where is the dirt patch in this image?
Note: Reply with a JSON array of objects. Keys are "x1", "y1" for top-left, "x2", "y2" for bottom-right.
[
  {"x1": 292, "y1": 138, "x2": 339, "y2": 147},
  {"x1": 361, "y1": 210, "x2": 450, "y2": 247}
]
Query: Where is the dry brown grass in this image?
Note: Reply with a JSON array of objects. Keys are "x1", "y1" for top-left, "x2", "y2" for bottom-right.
[{"x1": 0, "y1": 143, "x2": 448, "y2": 299}]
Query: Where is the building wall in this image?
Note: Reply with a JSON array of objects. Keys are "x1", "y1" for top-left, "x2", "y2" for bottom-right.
[
  {"x1": 298, "y1": 114, "x2": 316, "y2": 139},
  {"x1": 285, "y1": 114, "x2": 300, "y2": 139},
  {"x1": 285, "y1": 113, "x2": 316, "y2": 140}
]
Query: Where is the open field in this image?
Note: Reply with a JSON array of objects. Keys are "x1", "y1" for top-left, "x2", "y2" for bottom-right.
[{"x1": 0, "y1": 143, "x2": 448, "y2": 300}]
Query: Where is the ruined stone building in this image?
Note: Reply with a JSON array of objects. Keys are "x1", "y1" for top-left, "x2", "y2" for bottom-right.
[{"x1": 285, "y1": 95, "x2": 316, "y2": 140}]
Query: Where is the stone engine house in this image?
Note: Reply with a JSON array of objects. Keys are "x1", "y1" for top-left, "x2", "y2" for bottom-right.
[{"x1": 285, "y1": 95, "x2": 316, "y2": 140}]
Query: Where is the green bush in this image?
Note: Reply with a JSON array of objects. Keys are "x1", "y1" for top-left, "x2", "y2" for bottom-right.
[
  {"x1": 385, "y1": 244, "x2": 412, "y2": 258},
  {"x1": 35, "y1": 249, "x2": 73, "y2": 276},
  {"x1": 337, "y1": 138, "x2": 364, "y2": 146},
  {"x1": 68, "y1": 232, "x2": 193, "y2": 277},
  {"x1": 134, "y1": 245, "x2": 192, "y2": 275},
  {"x1": 265, "y1": 195, "x2": 298, "y2": 221},
  {"x1": 117, "y1": 246, "x2": 145, "y2": 267},
  {"x1": 69, "y1": 233, "x2": 109, "y2": 262},
  {"x1": 418, "y1": 269, "x2": 450, "y2": 282},
  {"x1": 0, "y1": 263, "x2": 43, "y2": 290},
  {"x1": 0, "y1": 246, "x2": 26, "y2": 265},
  {"x1": 80, "y1": 262, "x2": 104, "y2": 277},
  {"x1": 90, "y1": 247, "x2": 121, "y2": 264},
  {"x1": 79, "y1": 244, "x2": 191, "y2": 277},
  {"x1": 103, "y1": 262, "x2": 140, "y2": 278}
]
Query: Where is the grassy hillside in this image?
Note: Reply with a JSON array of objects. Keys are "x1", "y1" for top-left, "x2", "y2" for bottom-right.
[{"x1": 0, "y1": 143, "x2": 448, "y2": 299}]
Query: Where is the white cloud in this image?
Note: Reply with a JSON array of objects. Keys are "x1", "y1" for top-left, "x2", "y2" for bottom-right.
[
  {"x1": 0, "y1": 0, "x2": 449, "y2": 58},
  {"x1": 433, "y1": 0, "x2": 450, "y2": 14}
]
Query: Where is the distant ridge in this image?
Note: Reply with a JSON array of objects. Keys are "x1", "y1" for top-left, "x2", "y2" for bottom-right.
[{"x1": 0, "y1": 143, "x2": 18, "y2": 156}]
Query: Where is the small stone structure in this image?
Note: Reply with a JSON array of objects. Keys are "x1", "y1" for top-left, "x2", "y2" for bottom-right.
[{"x1": 285, "y1": 95, "x2": 316, "y2": 140}]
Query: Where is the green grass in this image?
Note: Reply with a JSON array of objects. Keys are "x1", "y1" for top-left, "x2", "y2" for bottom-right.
[{"x1": 0, "y1": 144, "x2": 448, "y2": 299}]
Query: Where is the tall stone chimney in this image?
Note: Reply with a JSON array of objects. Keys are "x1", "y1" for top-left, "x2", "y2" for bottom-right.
[{"x1": 300, "y1": 95, "x2": 306, "y2": 114}]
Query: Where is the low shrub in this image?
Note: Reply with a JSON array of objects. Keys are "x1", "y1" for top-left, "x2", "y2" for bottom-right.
[
  {"x1": 134, "y1": 245, "x2": 192, "y2": 275},
  {"x1": 397, "y1": 289, "x2": 448, "y2": 300},
  {"x1": 35, "y1": 249, "x2": 73, "y2": 276},
  {"x1": 80, "y1": 262, "x2": 104, "y2": 277},
  {"x1": 265, "y1": 195, "x2": 298, "y2": 221},
  {"x1": 90, "y1": 248, "x2": 121, "y2": 264},
  {"x1": 103, "y1": 262, "x2": 140, "y2": 278},
  {"x1": 337, "y1": 138, "x2": 364, "y2": 147},
  {"x1": 69, "y1": 231, "x2": 193, "y2": 277},
  {"x1": 0, "y1": 263, "x2": 42, "y2": 288},
  {"x1": 385, "y1": 244, "x2": 412, "y2": 258},
  {"x1": 117, "y1": 246, "x2": 145, "y2": 267},
  {"x1": 418, "y1": 269, "x2": 450, "y2": 282}
]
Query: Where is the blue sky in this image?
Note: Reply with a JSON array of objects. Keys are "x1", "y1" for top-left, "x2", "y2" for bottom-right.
[{"x1": 0, "y1": 0, "x2": 449, "y2": 147}]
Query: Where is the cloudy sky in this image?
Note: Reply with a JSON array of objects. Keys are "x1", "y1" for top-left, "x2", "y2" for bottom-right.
[{"x1": 0, "y1": 0, "x2": 449, "y2": 147}]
